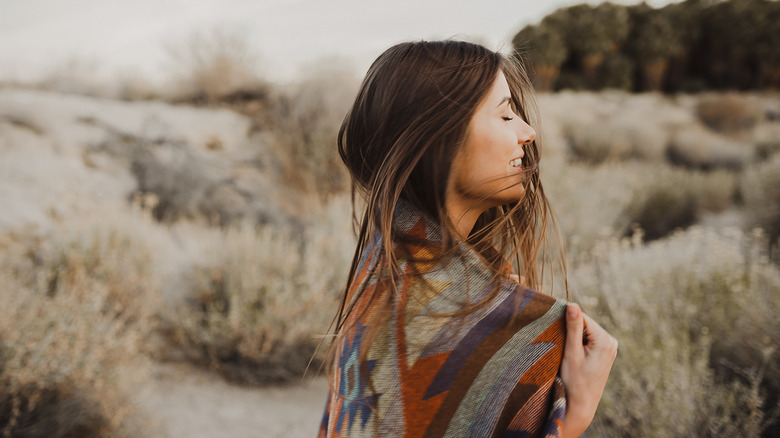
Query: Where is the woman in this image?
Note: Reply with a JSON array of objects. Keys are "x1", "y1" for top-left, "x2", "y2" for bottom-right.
[{"x1": 319, "y1": 40, "x2": 617, "y2": 438}]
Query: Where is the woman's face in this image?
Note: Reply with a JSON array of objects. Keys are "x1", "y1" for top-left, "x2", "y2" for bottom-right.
[{"x1": 446, "y1": 70, "x2": 536, "y2": 216}]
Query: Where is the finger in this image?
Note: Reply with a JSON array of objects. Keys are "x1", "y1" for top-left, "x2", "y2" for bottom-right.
[
  {"x1": 581, "y1": 313, "x2": 617, "y2": 355},
  {"x1": 565, "y1": 303, "x2": 585, "y2": 360}
]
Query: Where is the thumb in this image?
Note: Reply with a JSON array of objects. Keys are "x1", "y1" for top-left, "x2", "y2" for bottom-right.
[{"x1": 565, "y1": 303, "x2": 585, "y2": 359}]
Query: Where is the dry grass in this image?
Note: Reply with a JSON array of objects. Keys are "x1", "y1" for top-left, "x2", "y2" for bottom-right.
[
  {"x1": 0, "y1": 211, "x2": 162, "y2": 437},
  {"x1": 668, "y1": 124, "x2": 754, "y2": 171},
  {"x1": 262, "y1": 63, "x2": 357, "y2": 196},
  {"x1": 696, "y1": 93, "x2": 765, "y2": 134},
  {"x1": 157, "y1": 196, "x2": 354, "y2": 384},
  {"x1": 621, "y1": 165, "x2": 737, "y2": 241},
  {"x1": 565, "y1": 116, "x2": 667, "y2": 164},
  {"x1": 742, "y1": 155, "x2": 780, "y2": 243},
  {"x1": 752, "y1": 122, "x2": 780, "y2": 159},
  {"x1": 3, "y1": 80, "x2": 778, "y2": 435},
  {"x1": 544, "y1": 160, "x2": 737, "y2": 251},
  {"x1": 539, "y1": 92, "x2": 778, "y2": 174},
  {"x1": 162, "y1": 27, "x2": 266, "y2": 103},
  {"x1": 572, "y1": 227, "x2": 780, "y2": 437}
]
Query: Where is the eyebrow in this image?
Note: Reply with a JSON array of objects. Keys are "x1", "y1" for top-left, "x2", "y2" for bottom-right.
[{"x1": 497, "y1": 96, "x2": 512, "y2": 107}]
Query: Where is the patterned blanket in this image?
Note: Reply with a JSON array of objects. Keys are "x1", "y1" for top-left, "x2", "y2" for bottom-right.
[{"x1": 319, "y1": 199, "x2": 568, "y2": 437}]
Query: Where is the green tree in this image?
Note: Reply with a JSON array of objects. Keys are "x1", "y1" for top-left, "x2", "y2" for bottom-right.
[
  {"x1": 661, "y1": 0, "x2": 705, "y2": 91},
  {"x1": 599, "y1": 53, "x2": 634, "y2": 90},
  {"x1": 699, "y1": 0, "x2": 773, "y2": 89},
  {"x1": 628, "y1": 4, "x2": 682, "y2": 91},
  {"x1": 512, "y1": 24, "x2": 567, "y2": 91},
  {"x1": 541, "y1": 3, "x2": 630, "y2": 89},
  {"x1": 756, "y1": 1, "x2": 780, "y2": 88},
  {"x1": 512, "y1": 0, "x2": 779, "y2": 93}
]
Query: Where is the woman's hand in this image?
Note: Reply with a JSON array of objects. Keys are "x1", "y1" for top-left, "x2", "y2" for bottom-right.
[{"x1": 560, "y1": 303, "x2": 618, "y2": 438}]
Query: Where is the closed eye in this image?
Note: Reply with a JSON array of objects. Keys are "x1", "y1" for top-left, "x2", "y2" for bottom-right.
[{"x1": 502, "y1": 116, "x2": 514, "y2": 121}]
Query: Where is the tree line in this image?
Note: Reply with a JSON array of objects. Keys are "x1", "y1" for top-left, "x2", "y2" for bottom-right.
[{"x1": 512, "y1": 0, "x2": 780, "y2": 92}]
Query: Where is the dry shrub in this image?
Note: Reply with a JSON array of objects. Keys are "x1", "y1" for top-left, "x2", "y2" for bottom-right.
[
  {"x1": 264, "y1": 62, "x2": 357, "y2": 196},
  {"x1": 537, "y1": 116, "x2": 568, "y2": 160},
  {"x1": 543, "y1": 160, "x2": 637, "y2": 255},
  {"x1": 159, "y1": 197, "x2": 354, "y2": 384},
  {"x1": 127, "y1": 140, "x2": 223, "y2": 223},
  {"x1": 567, "y1": 120, "x2": 633, "y2": 163},
  {"x1": 566, "y1": 117, "x2": 667, "y2": 164},
  {"x1": 621, "y1": 166, "x2": 737, "y2": 241},
  {"x1": 113, "y1": 69, "x2": 161, "y2": 101},
  {"x1": 18, "y1": 56, "x2": 161, "y2": 100},
  {"x1": 86, "y1": 125, "x2": 293, "y2": 227},
  {"x1": 163, "y1": 27, "x2": 265, "y2": 103},
  {"x1": 0, "y1": 215, "x2": 161, "y2": 437},
  {"x1": 545, "y1": 161, "x2": 737, "y2": 252},
  {"x1": 625, "y1": 182, "x2": 697, "y2": 241},
  {"x1": 753, "y1": 122, "x2": 780, "y2": 159},
  {"x1": 572, "y1": 227, "x2": 780, "y2": 437},
  {"x1": 696, "y1": 93, "x2": 764, "y2": 133},
  {"x1": 542, "y1": 91, "x2": 693, "y2": 165},
  {"x1": 668, "y1": 125, "x2": 753, "y2": 171},
  {"x1": 686, "y1": 170, "x2": 739, "y2": 212},
  {"x1": 36, "y1": 56, "x2": 114, "y2": 98},
  {"x1": 742, "y1": 155, "x2": 780, "y2": 243}
]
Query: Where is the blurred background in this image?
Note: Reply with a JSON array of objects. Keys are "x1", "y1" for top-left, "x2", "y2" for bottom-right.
[{"x1": 0, "y1": 0, "x2": 778, "y2": 437}]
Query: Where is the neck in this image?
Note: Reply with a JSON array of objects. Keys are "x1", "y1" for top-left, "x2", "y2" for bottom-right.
[{"x1": 445, "y1": 197, "x2": 486, "y2": 240}]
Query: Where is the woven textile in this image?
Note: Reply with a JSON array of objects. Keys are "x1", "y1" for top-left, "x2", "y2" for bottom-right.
[{"x1": 319, "y1": 199, "x2": 568, "y2": 438}]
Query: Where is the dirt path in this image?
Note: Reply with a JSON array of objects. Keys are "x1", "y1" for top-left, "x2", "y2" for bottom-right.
[{"x1": 139, "y1": 363, "x2": 329, "y2": 438}]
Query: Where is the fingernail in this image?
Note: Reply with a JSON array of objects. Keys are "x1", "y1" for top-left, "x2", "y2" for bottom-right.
[{"x1": 567, "y1": 305, "x2": 578, "y2": 319}]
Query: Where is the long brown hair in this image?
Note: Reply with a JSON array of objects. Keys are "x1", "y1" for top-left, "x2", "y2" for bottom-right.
[{"x1": 333, "y1": 39, "x2": 566, "y2": 340}]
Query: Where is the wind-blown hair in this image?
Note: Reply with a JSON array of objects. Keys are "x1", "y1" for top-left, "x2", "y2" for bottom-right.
[{"x1": 333, "y1": 39, "x2": 566, "y2": 337}]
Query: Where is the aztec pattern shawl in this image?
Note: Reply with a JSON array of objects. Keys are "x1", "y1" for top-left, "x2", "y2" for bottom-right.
[{"x1": 319, "y1": 199, "x2": 568, "y2": 438}]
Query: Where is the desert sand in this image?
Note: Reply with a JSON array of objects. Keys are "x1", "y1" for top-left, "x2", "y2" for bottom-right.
[{"x1": 141, "y1": 363, "x2": 328, "y2": 438}]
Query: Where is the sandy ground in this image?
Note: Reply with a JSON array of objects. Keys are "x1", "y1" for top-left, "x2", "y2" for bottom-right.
[{"x1": 139, "y1": 363, "x2": 329, "y2": 438}]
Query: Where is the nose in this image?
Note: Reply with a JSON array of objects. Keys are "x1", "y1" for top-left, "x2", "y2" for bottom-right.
[{"x1": 517, "y1": 120, "x2": 535, "y2": 145}]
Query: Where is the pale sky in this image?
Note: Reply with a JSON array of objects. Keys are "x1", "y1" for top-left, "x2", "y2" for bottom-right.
[{"x1": 0, "y1": 0, "x2": 676, "y2": 84}]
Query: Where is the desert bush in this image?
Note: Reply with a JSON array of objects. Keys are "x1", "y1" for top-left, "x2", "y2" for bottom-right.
[
  {"x1": 0, "y1": 214, "x2": 161, "y2": 437},
  {"x1": 696, "y1": 93, "x2": 764, "y2": 133},
  {"x1": 753, "y1": 122, "x2": 780, "y2": 159},
  {"x1": 163, "y1": 27, "x2": 265, "y2": 103},
  {"x1": 571, "y1": 227, "x2": 780, "y2": 437},
  {"x1": 567, "y1": 120, "x2": 633, "y2": 163},
  {"x1": 84, "y1": 124, "x2": 293, "y2": 227},
  {"x1": 263, "y1": 62, "x2": 357, "y2": 196},
  {"x1": 567, "y1": 116, "x2": 668, "y2": 164},
  {"x1": 687, "y1": 169, "x2": 738, "y2": 212},
  {"x1": 545, "y1": 161, "x2": 737, "y2": 252},
  {"x1": 158, "y1": 197, "x2": 353, "y2": 384},
  {"x1": 624, "y1": 181, "x2": 697, "y2": 241},
  {"x1": 668, "y1": 125, "x2": 753, "y2": 171},
  {"x1": 620, "y1": 165, "x2": 737, "y2": 241},
  {"x1": 551, "y1": 93, "x2": 676, "y2": 165},
  {"x1": 543, "y1": 160, "x2": 637, "y2": 255},
  {"x1": 742, "y1": 155, "x2": 780, "y2": 243},
  {"x1": 36, "y1": 56, "x2": 114, "y2": 98},
  {"x1": 128, "y1": 139, "x2": 221, "y2": 223}
]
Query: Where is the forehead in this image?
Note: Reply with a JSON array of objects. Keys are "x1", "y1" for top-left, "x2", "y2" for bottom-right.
[{"x1": 484, "y1": 70, "x2": 511, "y2": 105}]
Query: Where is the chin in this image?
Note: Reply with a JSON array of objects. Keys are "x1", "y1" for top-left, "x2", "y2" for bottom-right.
[
  {"x1": 506, "y1": 184, "x2": 527, "y2": 202},
  {"x1": 492, "y1": 187, "x2": 526, "y2": 208}
]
